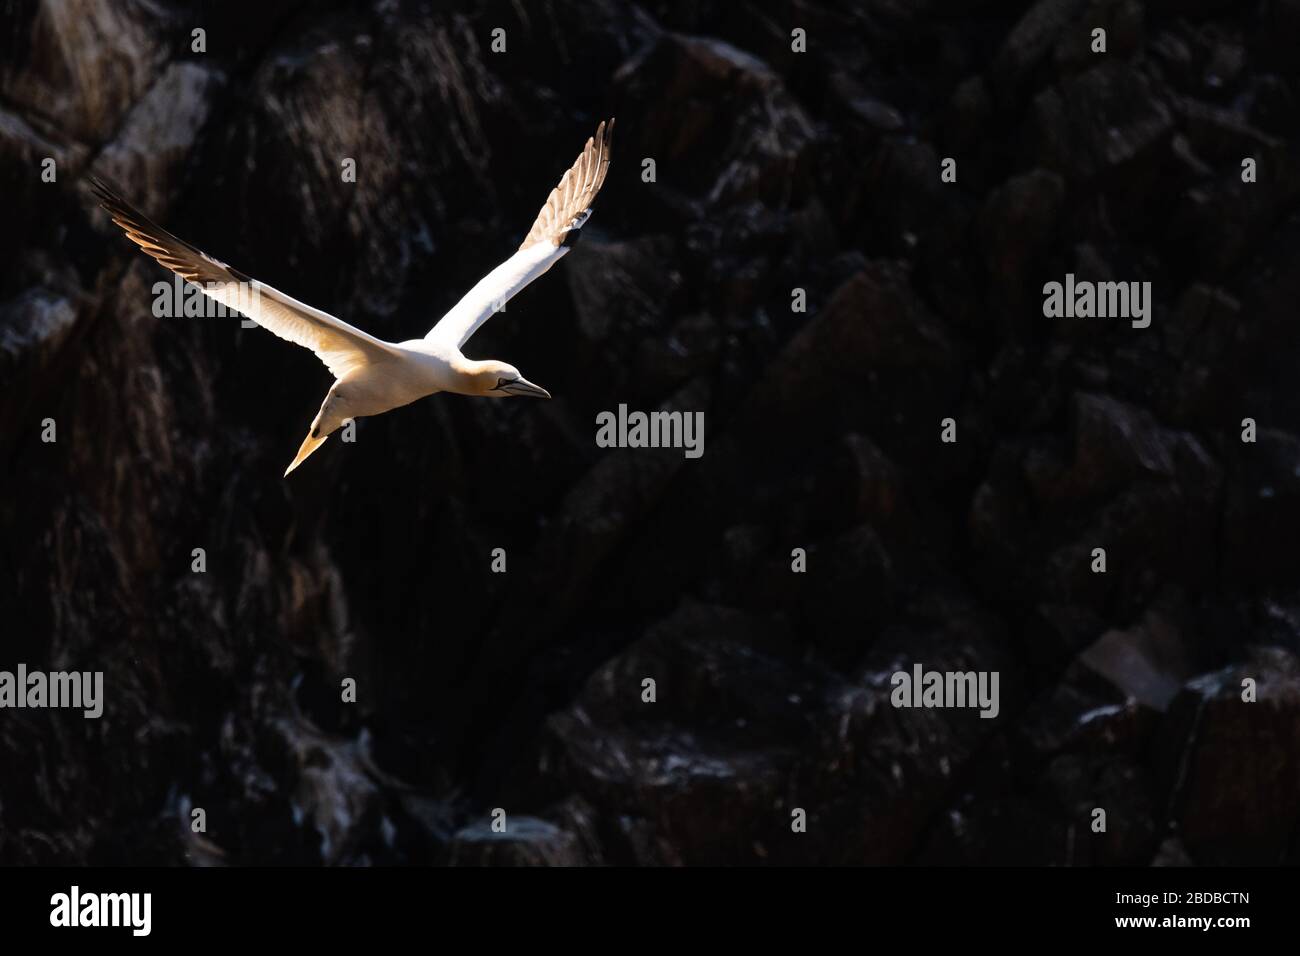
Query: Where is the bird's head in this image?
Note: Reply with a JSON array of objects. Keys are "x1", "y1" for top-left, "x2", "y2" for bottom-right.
[{"x1": 470, "y1": 360, "x2": 552, "y2": 399}]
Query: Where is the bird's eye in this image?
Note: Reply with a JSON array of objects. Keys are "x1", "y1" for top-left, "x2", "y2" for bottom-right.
[{"x1": 494, "y1": 378, "x2": 511, "y2": 390}]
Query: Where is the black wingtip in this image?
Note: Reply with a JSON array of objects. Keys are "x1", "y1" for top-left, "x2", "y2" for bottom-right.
[{"x1": 86, "y1": 173, "x2": 125, "y2": 211}]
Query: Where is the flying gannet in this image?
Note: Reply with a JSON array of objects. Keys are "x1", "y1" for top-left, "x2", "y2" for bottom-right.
[{"x1": 89, "y1": 119, "x2": 615, "y2": 475}]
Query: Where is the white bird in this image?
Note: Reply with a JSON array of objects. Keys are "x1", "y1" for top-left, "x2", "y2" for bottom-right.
[{"x1": 90, "y1": 118, "x2": 615, "y2": 475}]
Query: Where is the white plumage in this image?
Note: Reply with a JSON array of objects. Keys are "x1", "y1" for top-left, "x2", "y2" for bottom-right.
[{"x1": 90, "y1": 118, "x2": 615, "y2": 475}]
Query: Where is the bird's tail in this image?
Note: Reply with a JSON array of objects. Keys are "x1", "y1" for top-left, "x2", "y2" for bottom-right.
[{"x1": 284, "y1": 429, "x2": 329, "y2": 476}]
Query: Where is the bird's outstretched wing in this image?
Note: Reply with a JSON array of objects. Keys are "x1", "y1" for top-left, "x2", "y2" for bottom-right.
[
  {"x1": 89, "y1": 176, "x2": 399, "y2": 380},
  {"x1": 425, "y1": 118, "x2": 614, "y2": 350}
]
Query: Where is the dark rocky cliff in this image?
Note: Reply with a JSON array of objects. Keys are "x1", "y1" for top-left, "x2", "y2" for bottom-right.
[{"x1": 1, "y1": 0, "x2": 1298, "y2": 864}]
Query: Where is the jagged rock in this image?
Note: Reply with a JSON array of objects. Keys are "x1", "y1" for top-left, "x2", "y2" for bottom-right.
[
  {"x1": 614, "y1": 32, "x2": 817, "y2": 205},
  {"x1": 1175, "y1": 96, "x2": 1280, "y2": 162},
  {"x1": 0, "y1": 287, "x2": 78, "y2": 395},
  {"x1": 1160, "y1": 283, "x2": 1241, "y2": 423},
  {"x1": 267, "y1": 717, "x2": 383, "y2": 865},
  {"x1": 737, "y1": 263, "x2": 961, "y2": 461},
  {"x1": 634, "y1": 310, "x2": 721, "y2": 396},
  {"x1": 802, "y1": 599, "x2": 1017, "y2": 864},
  {"x1": 447, "y1": 817, "x2": 587, "y2": 866},
  {"x1": 94, "y1": 62, "x2": 224, "y2": 201},
  {"x1": 0, "y1": 0, "x2": 167, "y2": 142},
  {"x1": 1151, "y1": 836, "x2": 1194, "y2": 866},
  {"x1": 564, "y1": 234, "x2": 683, "y2": 395},
  {"x1": 1077, "y1": 611, "x2": 1197, "y2": 711},
  {"x1": 1161, "y1": 648, "x2": 1300, "y2": 864},
  {"x1": 1031, "y1": 63, "x2": 1174, "y2": 181},
  {"x1": 1042, "y1": 750, "x2": 1162, "y2": 864},
  {"x1": 1050, "y1": 0, "x2": 1145, "y2": 74},
  {"x1": 0, "y1": 102, "x2": 89, "y2": 184},
  {"x1": 828, "y1": 72, "x2": 905, "y2": 132},
  {"x1": 1224, "y1": 428, "x2": 1300, "y2": 587},
  {"x1": 979, "y1": 168, "x2": 1066, "y2": 325},
  {"x1": 1, "y1": 0, "x2": 1298, "y2": 869},
  {"x1": 972, "y1": 391, "x2": 1225, "y2": 673},
  {"x1": 541, "y1": 603, "x2": 817, "y2": 864}
]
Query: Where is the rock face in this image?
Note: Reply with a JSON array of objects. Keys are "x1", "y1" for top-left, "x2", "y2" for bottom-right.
[{"x1": 1, "y1": 0, "x2": 1299, "y2": 865}]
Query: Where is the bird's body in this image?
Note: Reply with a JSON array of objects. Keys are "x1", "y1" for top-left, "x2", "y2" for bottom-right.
[{"x1": 89, "y1": 119, "x2": 615, "y2": 475}]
